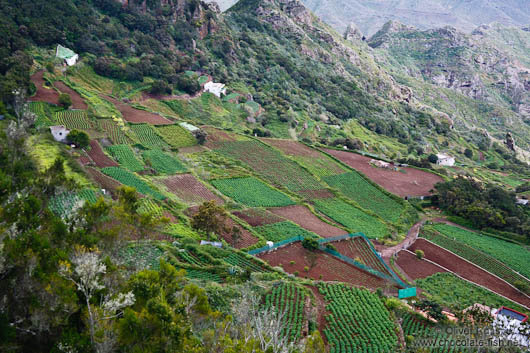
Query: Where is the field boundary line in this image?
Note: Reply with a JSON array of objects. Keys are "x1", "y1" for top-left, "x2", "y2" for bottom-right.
[
  {"x1": 418, "y1": 237, "x2": 530, "y2": 300},
  {"x1": 403, "y1": 249, "x2": 530, "y2": 311}
]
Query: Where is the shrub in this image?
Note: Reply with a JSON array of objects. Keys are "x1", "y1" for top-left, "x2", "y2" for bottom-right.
[
  {"x1": 45, "y1": 62, "x2": 55, "y2": 73},
  {"x1": 304, "y1": 266, "x2": 309, "y2": 272},
  {"x1": 67, "y1": 129, "x2": 90, "y2": 148},
  {"x1": 294, "y1": 271, "x2": 299, "y2": 276},
  {"x1": 428, "y1": 154, "x2": 438, "y2": 164},
  {"x1": 514, "y1": 281, "x2": 529, "y2": 294},
  {"x1": 58, "y1": 93, "x2": 72, "y2": 108},
  {"x1": 415, "y1": 250, "x2": 424, "y2": 260},
  {"x1": 464, "y1": 148, "x2": 473, "y2": 158},
  {"x1": 302, "y1": 237, "x2": 319, "y2": 251},
  {"x1": 290, "y1": 260, "x2": 296, "y2": 265}
]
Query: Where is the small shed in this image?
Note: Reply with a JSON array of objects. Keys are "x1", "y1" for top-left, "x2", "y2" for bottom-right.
[
  {"x1": 516, "y1": 198, "x2": 529, "y2": 206},
  {"x1": 50, "y1": 125, "x2": 70, "y2": 143},
  {"x1": 204, "y1": 82, "x2": 226, "y2": 97},
  {"x1": 200, "y1": 240, "x2": 223, "y2": 248},
  {"x1": 56, "y1": 45, "x2": 79, "y2": 66},
  {"x1": 436, "y1": 153, "x2": 455, "y2": 167},
  {"x1": 496, "y1": 306, "x2": 528, "y2": 323}
]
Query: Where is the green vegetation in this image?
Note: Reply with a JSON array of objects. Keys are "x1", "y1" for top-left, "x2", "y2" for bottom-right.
[
  {"x1": 223, "y1": 253, "x2": 267, "y2": 273},
  {"x1": 118, "y1": 243, "x2": 165, "y2": 271},
  {"x1": 313, "y1": 198, "x2": 389, "y2": 238},
  {"x1": 324, "y1": 172, "x2": 404, "y2": 222},
  {"x1": 67, "y1": 129, "x2": 89, "y2": 148},
  {"x1": 431, "y1": 223, "x2": 530, "y2": 279},
  {"x1": 211, "y1": 177, "x2": 294, "y2": 207},
  {"x1": 264, "y1": 283, "x2": 306, "y2": 341},
  {"x1": 49, "y1": 189, "x2": 97, "y2": 218},
  {"x1": 102, "y1": 167, "x2": 165, "y2": 200},
  {"x1": 29, "y1": 101, "x2": 57, "y2": 128},
  {"x1": 155, "y1": 124, "x2": 197, "y2": 148},
  {"x1": 417, "y1": 273, "x2": 529, "y2": 314},
  {"x1": 254, "y1": 221, "x2": 319, "y2": 242},
  {"x1": 105, "y1": 144, "x2": 144, "y2": 172},
  {"x1": 129, "y1": 123, "x2": 169, "y2": 149},
  {"x1": 318, "y1": 283, "x2": 397, "y2": 353},
  {"x1": 143, "y1": 149, "x2": 187, "y2": 174},
  {"x1": 97, "y1": 119, "x2": 133, "y2": 144},
  {"x1": 53, "y1": 110, "x2": 92, "y2": 130}
]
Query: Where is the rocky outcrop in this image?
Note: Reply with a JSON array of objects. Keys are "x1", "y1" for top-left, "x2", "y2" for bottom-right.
[{"x1": 344, "y1": 22, "x2": 364, "y2": 41}]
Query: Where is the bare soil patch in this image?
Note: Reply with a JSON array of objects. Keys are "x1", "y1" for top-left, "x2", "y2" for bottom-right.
[
  {"x1": 86, "y1": 167, "x2": 122, "y2": 196},
  {"x1": 86, "y1": 140, "x2": 118, "y2": 168},
  {"x1": 410, "y1": 239, "x2": 530, "y2": 307},
  {"x1": 104, "y1": 95, "x2": 173, "y2": 125},
  {"x1": 322, "y1": 149, "x2": 443, "y2": 197},
  {"x1": 306, "y1": 284, "x2": 329, "y2": 345},
  {"x1": 263, "y1": 138, "x2": 323, "y2": 158},
  {"x1": 396, "y1": 250, "x2": 447, "y2": 280},
  {"x1": 233, "y1": 209, "x2": 283, "y2": 227},
  {"x1": 160, "y1": 174, "x2": 223, "y2": 205},
  {"x1": 333, "y1": 237, "x2": 391, "y2": 276},
  {"x1": 258, "y1": 243, "x2": 394, "y2": 290},
  {"x1": 29, "y1": 71, "x2": 60, "y2": 105},
  {"x1": 268, "y1": 205, "x2": 345, "y2": 238},
  {"x1": 296, "y1": 189, "x2": 335, "y2": 199},
  {"x1": 54, "y1": 81, "x2": 88, "y2": 109}
]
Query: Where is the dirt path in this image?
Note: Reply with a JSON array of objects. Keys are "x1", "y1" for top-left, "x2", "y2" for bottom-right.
[
  {"x1": 380, "y1": 219, "x2": 425, "y2": 258},
  {"x1": 306, "y1": 284, "x2": 329, "y2": 345},
  {"x1": 54, "y1": 81, "x2": 88, "y2": 109},
  {"x1": 103, "y1": 95, "x2": 173, "y2": 125},
  {"x1": 29, "y1": 71, "x2": 60, "y2": 105}
]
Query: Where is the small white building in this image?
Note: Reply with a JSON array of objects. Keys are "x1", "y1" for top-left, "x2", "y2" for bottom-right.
[
  {"x1": 50, "y1": 125, "x2": 70, "y2": 143},
  {"x1": 436, "y1": 153, "x2": 455, "y2": 166},
  {"x1": 204, "y1": 82, "x2": 226, "y2": 97},
  {"x1": 516, "y1": 198, "x2": 529, "y2": 206},
  {"x1": 56, "y1": 45, "x2": 79, "y2": 66}
]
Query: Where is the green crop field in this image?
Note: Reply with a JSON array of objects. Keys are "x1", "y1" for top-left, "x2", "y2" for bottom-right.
[
  {"x1": 185, "y1": 269, "x2": 222, "y2": 283},
  {"x1": 29, "y1": 101, "x2": 56, "y2": 128},
  {"x1": 137, "y1": 198, "x2": 164, "y2": 217},
  {"x1": 155, "y1": 124, "x2": 196, "y2": 148},
  {"x1": 264, "y1": 283, "x2": 306, "y2": 341},
  {"x1": 102, "y1": 167, "x2": 165, "y2": 200},
  {"x1": 118, "y1": 243, "x2": 164, "y2": 271},
  {"x1": 97, "y1": 119, "x2": 133, "y2": 144},
  {"x1": 215, "y1": 140, "x2": 323, "y2": 192},
  {"x1": 324, "y1": 172, "x2": 404, "y2": 222},
  {"x1": 53, "y1": 110, "x2": 93, "y2": 130},
  {"x1": 142, "y1": 149, "x2": 187, "y2": 174},
  {"x1": 432, "y1": 224, "x2": 530, "y2": 279},
  {"x1": 417, "y1": 273, "x2": 529, "y2": 314},
  {"x1": 105, "y1": 144, "x2": 144, "y2": 172},
  {"x1": 254, "y1": 221, "x2": 319, "y2": 242},
  {"x1": 49, "y1": 189, "x2": 98, "y2": 219},
  {"x1": 211, "y1": 177, "x2": 294, "y2": 207},
  {"x1": 319, "y1": 283, "x2": 397, "y2": 353},
  {"x1": 314, "y1": 198, "x2": 389, "y2": 239},
  {"x1": 129, "y1": 123, "x2": 170, "y2": 149},
  {"x1": 422, "y1": 227, "x2": 530, "y2": 289},
  {"x1": 223, "y1": 253, "x2": 267, "y2": 273}
]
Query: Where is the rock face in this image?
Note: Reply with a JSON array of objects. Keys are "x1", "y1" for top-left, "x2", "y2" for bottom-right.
[
  {"x1": 344, "y1": 22, "x2": 364, "y2": 41},
  {"x1": 506, "y1": 132, "x2": 516, "y2": 151}
]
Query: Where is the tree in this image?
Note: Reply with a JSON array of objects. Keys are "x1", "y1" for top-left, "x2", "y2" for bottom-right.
[
  {"x1": 193, "y1": 129, "x2": 207, "y2": 145},
  {"x1": 428, "y1": 154, "x2": 438, "y2": 164},
  {"x1": 415, "y1": 249, "x2": 424, "y2": 260},
  {"x1": 231, "y1": 225, "x2": 242, "y2": 247},
  {"x1": 191, "y1": 201, "x2": 228, "y2": 241},
  {"x1": 415, "y1": 300, "x2": 445, "y2": 321},
  {"x1": 58, "y1": 93, "x2": 72, "y2": 108},
  {"x1": 464, "y1": 148, "x2": 473, "y2": 159},
  {"x1": 302, "y1": 237, "x2": 319, "y2": 251},
  {"x1": 67, "y1": 129, "x2": 90, "y2": 148}
]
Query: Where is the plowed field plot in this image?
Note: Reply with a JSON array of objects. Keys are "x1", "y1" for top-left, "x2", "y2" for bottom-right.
[
  {"x1": 129, "y1": 124, "x2": 170, "y2": 149},
  {"x1": 268, "y1": 205, "x2": 345, "y2": 238},
  {"x1": 233, "y1": 208, "x2": 284, "y2": 227},
  {"x1": 104, "y1": 95, "x2": 173, "y2": 125},
  {"x1": 211, "y1": 177, "x2": 294, "y2": 207},
  {"x1": 53, "y1": 110, "x2": 93, "y2": 130},
  {"x1": 160, "y1": 174, "x2": 223, "y2": 205},
  {"x1": 86, "y1": 167, "x2": 122, "y2": 194},
  {"x1": 396, "y1": 250, "x2": 446, "y2": 280},
  {"x1": 86, "y1": 140, "x2": 118, "y2": 168},
  {"x1": 258, "y1": 243, "x2": 393, "y2": 290},
  {"x1": 142, "y1": 149, "x2": 187, "y2": 174},
  {"x1": 409, "y1": 239, "x2": 530, "y2": 307},
  {"x1": 202, "y1": 126, "x2": 240, "y2": 148},
  {"x1": 54, "y1": 81, "x2": 88, "y2": 109},
  {"x1": 323, "y1": 149, "x2": 444, "y2": 197},
  {"x1": 333, "y1": 237, "x2": 391, "y2": 276},
  {"x1": 155, "y1": 124, "x2": 196, "y2": 148},
  {"x1": 97, "y1": 119, "x2": 134, "y2": 144},
  {"x1": 29, "y1": 71, "x2": 60, "y2": 105}
]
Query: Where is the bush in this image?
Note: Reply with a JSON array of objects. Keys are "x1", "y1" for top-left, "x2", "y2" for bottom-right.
[
  {"x1": 176, "y1": 73, "x2": 200, "y2": 94},
  {"x1": 428, "y1": 154, "x2": 438, "y2": 164},
  {"x1": 67, "y1": 129, "x2": 90, "y2": 148},
  {"x1": 193, "y1": 129, "x2": 207, "y2": 145},
  {"x1": 150, "y1": 80, "x2": 171, "y2": 95},
  {"x1": 293, "y1": 271, "x2": 299, "y2": 276},
  {"x1": 415, "y1": 249, "x2": 424, "y2": 260},
  {"x1": 290, "y1": 260, "x2": 295, "y2": 265},
  {"x1": 302, "y1": 237, "x2": 319, "y2": 251},
  {"x1": 45, "y1": 62, "x2": 55, "y2": 73},
  {"x1": 464, "y1": 148, "x2": 473, "y2": 158},
  {"x1": 514, "y1": 281, "x2": 529, "y2": 294},
  {"x1": 304, "y1": 266, "x2": 309, "y2": 272},
  {"x1": 58, "y1": 93, "x2": 72, "y2": 108}
]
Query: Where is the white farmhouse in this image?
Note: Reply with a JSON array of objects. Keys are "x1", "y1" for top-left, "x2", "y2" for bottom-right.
[
  {"x1": 204, "y1": 81, "x2": 226, "y2": 97},
  {"x1": 56, "y1": 45, "x2": 79, "y2": 66},
  {"x1": 50, "y1": 125, "x2": 70, "y2": 143},
  {"x1": 436, "y1": 153, "x2": 455, "y2": 166}
]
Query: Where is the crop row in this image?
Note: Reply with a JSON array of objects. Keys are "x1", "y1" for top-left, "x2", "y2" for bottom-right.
[
  {"x1": 101, "y1": 167, "x2": 165, "y2": 200},
  {"x1": 49, "y1": 189, "x2": 98, "y2": 219},
  {"x1": 130, "y1": 123, "x2": 170, "y2": 149},
  {"x1": 432, "y1": 224, "x2": 530, "y2": 279},
  {"x1": 211, "y1": 177, "x2": 294, "y2": 207},
  {"x1": 223, "y1": 253, "x2": 266, "y2": 273},
  {"x1": 118, "y1": 243, "x2": 164, "y2": 271},
  {"x1": 324, "y1": 172, "x2": 404, "y2": 222},
  {"x1": 105, "y1": 144, "x2": 144, "y2": 172},
  {"x1": 29, "y1": 101, "x2": 55, "y2": 128},
  {"x1": 53, "y1": 110, "x2": 93, "y2": 130},
  {"x1": 342, "y1": 237, "x2": 390, "y2": 276},
  {"x1": 318, "y1": 283, "x2": 397, "y2": 353},
  {"x1": 137, "y1": 199, "x2": 163, "y2": 217},
  {"x1": 264, "y1": 283, "x2": 306, "y2": 341},
  {"x1": 155, "y1": 124, "x2": 197, "y2": 148},
  {"x1": 142, "y1": 149, "x2": 187, "y2": 174},
  {"x1": 313, "y1": 198, "x2": 388, "y2": 239},
  {"x1": 421, "y1": 228, "x2": 530, "y2": 289},
  {"x1": 174, "y1": 250, "x2": 204, "y2": 266},
  {"x1": 254, "y1": 221, "x2": 319, "y2": 243},
  {"x1": 97, "y1": 119, "x2": 133, "y2": 144},
  {"x1": 185, "y1": 269, "x2": 222, "y2": 283}
]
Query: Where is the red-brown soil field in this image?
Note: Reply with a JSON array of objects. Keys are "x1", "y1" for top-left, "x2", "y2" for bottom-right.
[
  {"x1": 396, "y1": 250, "x2": 447, "y2": 280},
  {"x1": 29, "y1": 71, "x2": 60, "y2": 105},
  {"x1": 258, "y1": 243, "x2": 396, "y2": 291},
  {"x1": 410, "y1": 238, "x2": 530, "y2": 307},
  {"x1": 263, "y1": 138, "x2": 326, "y2": 158},
  {"x1": 296, "y1": 189, "x2": 335, "y2": 199},
  {"x1": 86, "y1": 167, "x2": 122, "y2": 195},
  {"x1": 268, "y1": 205, "x2": 345, "y2": 238},
  {"x1": 104, "y1": 95, "x2": 173, "y2": 125},
  {"x1": 333, "y1": 237, "x2": 391, "y2": 276},
  {"x1": 87, "y1": 140, "x2": 118, "y2": 168},
  {"x1": 54, "y1": 81, "x2": 88, "y2": 109},
  {"x1": 233, "y1": 208, "x2": 284, "y2": 227},
  {"x1": 160, "y1": 174, "x2": 224, "y2": 205},
  {"x1": 322, "y1": 149, "x2": 444, "y2": 197}
]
